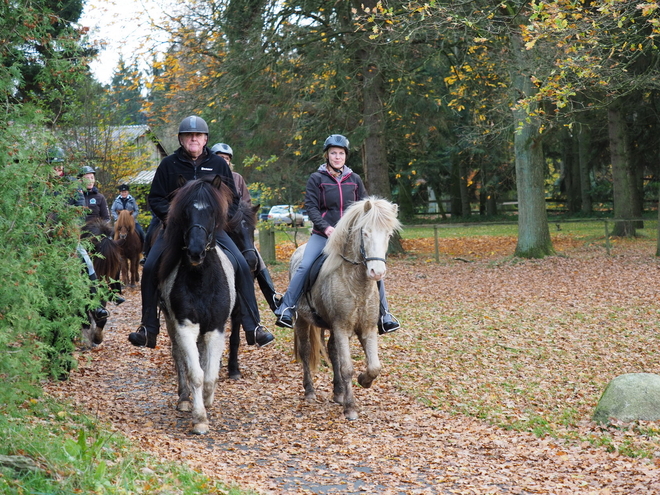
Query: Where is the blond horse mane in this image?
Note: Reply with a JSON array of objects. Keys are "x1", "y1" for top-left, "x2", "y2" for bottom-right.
[{"x1": 322, "y1": 196, "x2": 401, "y2": 274}]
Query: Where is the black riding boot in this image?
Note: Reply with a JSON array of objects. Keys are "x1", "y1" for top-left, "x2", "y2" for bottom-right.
[{"x1": 256, "y1": 268, "x2": 281, "y2": 312}]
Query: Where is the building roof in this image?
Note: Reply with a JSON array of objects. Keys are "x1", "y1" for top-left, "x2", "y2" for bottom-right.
[{"x1": 131, "y1": 168, "x2": 156, "y2": 184}]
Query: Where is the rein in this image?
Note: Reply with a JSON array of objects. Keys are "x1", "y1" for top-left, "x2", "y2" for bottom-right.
[
  {"x1": 340, "y1": 228, "x2": 387, "y2": 266},
  {"x1": 184, "y1": 223, "x2": 214, "y2": 252}
]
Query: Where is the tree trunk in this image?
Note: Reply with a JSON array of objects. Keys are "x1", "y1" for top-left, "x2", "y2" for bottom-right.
[
  {"x1": 510, "y1": 33, "x2": 553, "y2": 258},
  {"x1": 459, "y1": 159, "x2": 471, "y2": 217},
  {"x1": 608, "y1": 101, "x2": 636, "y2": 237},
  {"x1": 357, "y1": 20, "x2": 390, "y2": 198},
  {"x1": 577, "y1": 118, "x2": 593, "y2": 214}
]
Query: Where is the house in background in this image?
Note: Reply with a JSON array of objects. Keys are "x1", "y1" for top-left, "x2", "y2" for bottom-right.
[{"x1": 64, "y1": 124, "x2": 167, "y2": 193}]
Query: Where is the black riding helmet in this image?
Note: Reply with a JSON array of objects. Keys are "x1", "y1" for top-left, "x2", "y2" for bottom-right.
[
  {"x1": 323, "y1": 134, "x2": 349, "y2": 153},
  {"x1": 78, "y1": 165, "x2": 96, "y2": 177},
  {"x1": 178, "y1": 115, "x2": 209, "y2": 135}
]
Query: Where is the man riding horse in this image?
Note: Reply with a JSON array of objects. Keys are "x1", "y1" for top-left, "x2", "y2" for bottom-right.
[{"x1": 128, "y1": 116, "x2": 275, "y2": 349}]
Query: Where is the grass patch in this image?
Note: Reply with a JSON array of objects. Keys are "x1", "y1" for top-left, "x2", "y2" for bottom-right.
[{"x1": 0, "y1": 395, "x2": 256, "y2": 495}]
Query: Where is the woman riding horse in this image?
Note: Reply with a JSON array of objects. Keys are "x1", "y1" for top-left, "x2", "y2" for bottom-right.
[{"x1": 274, "y1": 134, "x2": 400, "y2": 333}]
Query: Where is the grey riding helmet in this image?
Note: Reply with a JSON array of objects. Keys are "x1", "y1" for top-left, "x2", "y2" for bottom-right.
[
  {"x1": 178, "y1": 115, "x2": 209, "y2": 134},
  {"x1": 323, "y1": 134, "x2": 349, "y2": 153},
  {"x1": 211, "y1": 143, "x2": 233, "y2": 158}
]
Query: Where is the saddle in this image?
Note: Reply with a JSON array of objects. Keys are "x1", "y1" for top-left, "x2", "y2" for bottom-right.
[{"x1": 302, "y1": 253, "x2": 332, "y2": 330}]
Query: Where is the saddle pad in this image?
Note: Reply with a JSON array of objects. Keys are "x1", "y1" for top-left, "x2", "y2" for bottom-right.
[{"x1": 302, "y1": 253, "x2": 332, "y2": 329}]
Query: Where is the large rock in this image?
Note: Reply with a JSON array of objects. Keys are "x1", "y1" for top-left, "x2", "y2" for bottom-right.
[{"x1": 593, "y1": 373, "x2": 660, "y2": 424}]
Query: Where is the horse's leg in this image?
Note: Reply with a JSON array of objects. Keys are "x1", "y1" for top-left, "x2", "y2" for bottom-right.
[
  {"x1": 327, "y1": 332, "x2": 344, "y2": 404},
  {"x1": 295, "y1": 319, "x2": 317, "y2": 402},
  {"x1": 227, "y1": 305, "x2": 242, "y2": 380},
  {"x1": 356, "y1": 330, "x2": 382, "y2": 389},
  {"x1": 120, "y1": 257, "x2": 129, "y2": 286},
  {"x1": 174, "y1": 321, "x2": 209, "y2": 434},
  {"x1": 92, "y1": 302, "x2": 107, "y2": 345},
  {"x1": 201, "y1": 329, "x2": 225, "y2": 409},
  {"x1": 168, "y1": 325, "x2": 191, "y2": 412},
  {"x1": 330, "y1": 329, "x2": 358, "y2": 420},
  {"x1": 133, "y1": 252, "x2": 140, "y2": 285},
  {"x1": 129, "y1": 254, "x2": 137, "y2": 286}
]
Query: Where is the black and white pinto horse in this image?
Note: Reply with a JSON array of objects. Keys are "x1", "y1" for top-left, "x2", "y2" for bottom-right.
[
  {"x1": 158, "y1": 176, "x2": 236, "y2": 435},
  {"x1": 292, "y1": 197, "x2": 401, "y2": 420}
]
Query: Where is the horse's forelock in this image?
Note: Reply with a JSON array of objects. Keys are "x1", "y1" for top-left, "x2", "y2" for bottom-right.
[
  {"x1": 116, "y1": 210, "x2": 134, "y2": 230},
  {"x1": 169, "y1": 180, "x2": 228, "y2": 233},
  {"x1": 227, "y1": 200, "x2": 257, "y2": 232}
]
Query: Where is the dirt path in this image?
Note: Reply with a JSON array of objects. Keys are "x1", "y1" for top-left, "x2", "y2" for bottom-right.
[{"x1": 46, "y1": 262, "x2": 660, "y2": 494}]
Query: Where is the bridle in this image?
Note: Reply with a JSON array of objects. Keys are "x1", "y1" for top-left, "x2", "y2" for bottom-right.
[
  {"x1": 237, "y1": 219, "x2": 258, "y2": 260},
  {"x1": 184, "y1": 223, "x2": 215, "y2": 252},
  {"x1": 340, "y1": 228, "x2": 387, "y2": 266}
]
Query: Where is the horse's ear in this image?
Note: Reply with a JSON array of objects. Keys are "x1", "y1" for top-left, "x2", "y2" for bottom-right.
[
  {"x1": 392, "y1": 202, "x2": 399, "y2": 216},
  {"x1": 177, "y1": 175, "x2": 187, "y2": 188},
  {"x1": 363, "y1": 199, "x2": 372, "y2": 213},
  {"x1": 211, "y1": 175, "x2": 224, "y2": 190}
]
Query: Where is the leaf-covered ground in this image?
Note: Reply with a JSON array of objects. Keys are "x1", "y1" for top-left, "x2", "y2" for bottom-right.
[{"x1": 46, "y1": 234, "x2": 660, "y2": 494}]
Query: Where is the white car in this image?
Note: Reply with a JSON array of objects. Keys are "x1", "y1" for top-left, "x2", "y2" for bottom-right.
[{"x1": 267, "y1": 205, "x2": 305, "y2": 227}]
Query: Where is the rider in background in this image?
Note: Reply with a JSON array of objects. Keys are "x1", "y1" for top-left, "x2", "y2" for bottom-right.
[
  {"x1": 128, "y1": 116, "x2": 275, "y2": 349},
  {"x1": 210, "y1": 142, "x2": 282, "y2": 312},
  {"x1": 273, "y1": 134, "x2": 400, "y2": 334},
  {"x1": 111, "y1": 183, "x2": 146, "y2": 244},
  {"x1": 48, "y1": 147, "x2": 110, "y2": 323},
  {"x1": 79, "y1": 166, "x2": 110, "y2": 223}
]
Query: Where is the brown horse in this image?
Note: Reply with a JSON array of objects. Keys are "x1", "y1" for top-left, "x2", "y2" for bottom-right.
[{"x1": 114, "y1": 210, "x2": 143, "y2": 287}]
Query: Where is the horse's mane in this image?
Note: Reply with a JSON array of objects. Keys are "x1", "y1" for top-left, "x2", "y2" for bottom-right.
[
  {"x1": 160, "y1": 176, "x2": 232, "y2": 279},
  {"x1": 323, "y1": 196, "x2": 401, "y2": 273},
  {"x1": 81, "y1": 219, "x2": 121, "y2": 281},
  {"x1": 115, "y1": 209, "x2": 134, "y2": 232}
]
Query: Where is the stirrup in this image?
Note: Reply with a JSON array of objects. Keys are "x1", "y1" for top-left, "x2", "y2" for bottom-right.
[
  {"x1": 275, "y1": 305, "x2": 296, "y2": 329},
  {"x1": 378, "y1": 312, "x2": 400, "y2": 335}
]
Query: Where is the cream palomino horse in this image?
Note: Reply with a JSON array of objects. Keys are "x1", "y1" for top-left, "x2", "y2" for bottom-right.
[{"x1": 292, "y1": 197, "x2": 402, "y2": 420}]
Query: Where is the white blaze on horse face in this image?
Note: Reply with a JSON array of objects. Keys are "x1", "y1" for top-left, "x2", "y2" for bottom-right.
[
  {"x1": 193, "y1": 201, "x2": 209, "y2": 210},
  {"x1": 364, "y1": 228, "x2": 389, "y2": 281}
]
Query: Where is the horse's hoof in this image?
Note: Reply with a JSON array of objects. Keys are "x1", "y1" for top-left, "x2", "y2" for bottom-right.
[
  {"x1": 229, "y1": 372, "x2": 242, "y2": 380},
  {"x1": 357, "y1": 373, "x2": 374, "y2": 389},
  {"x1": 333, "y1": 394, "x2": 344, "y2": 405},
  {"x1": 192, "y1": 423, "x2": 209, "y2": 435},
  {"x1": 344, "y1": 410, "x2": 359, "y2": 421},
  {"x1": 304, "y1": 393, "x2": 316, "y2": 403},
  {"x1": 177, "y1": 401, "x2": 192, "y2": 412}
]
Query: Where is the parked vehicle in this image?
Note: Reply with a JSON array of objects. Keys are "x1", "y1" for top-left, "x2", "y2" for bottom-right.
[
  {"x1": 259, "y1": 206, "x2": 269, "y2": 222},
  {"x1": 267, "y1": 205, "x2": 305, "y2": 227}
]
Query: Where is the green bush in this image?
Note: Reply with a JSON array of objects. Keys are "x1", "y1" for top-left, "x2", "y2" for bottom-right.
[{"x1": 0, "y1": 122, "x2": 95, "y2": 406}]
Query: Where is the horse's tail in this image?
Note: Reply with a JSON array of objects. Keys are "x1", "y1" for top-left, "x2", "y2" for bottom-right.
[
  {"x1": 294, "y1": 322, "x2": 328, "y2": 373},
  {"x1": 94, "y1": 236, "x2": 122, "y2": 281}
]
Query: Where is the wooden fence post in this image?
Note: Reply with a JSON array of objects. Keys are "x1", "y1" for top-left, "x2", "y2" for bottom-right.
[
  {"x1": 259, "y1": 227, "x2": 276, "y2": 263},
  {"x1": 434, "y1": 225, "x2": 439, "y2": 263},
  {"x1": 604, "y1": 219, "x2": 610, "y2": 256}
]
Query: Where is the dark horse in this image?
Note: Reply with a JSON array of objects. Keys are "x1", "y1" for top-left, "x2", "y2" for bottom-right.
[
  {"x1": 114, "y1": 209, "x2": 143, "y2": 287},
  {"x1": 225, "y1": 200, "x2": 260, "y2": 380},
  {"x1": 158, "y1": 175, "x2": 236, "y2": 435},
  {"x1": 80, "y1": 219, "x2": 122, "y2": 348},
  {"x1": 142, "y1": 200, "x2": 260, "y2": 381}
]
